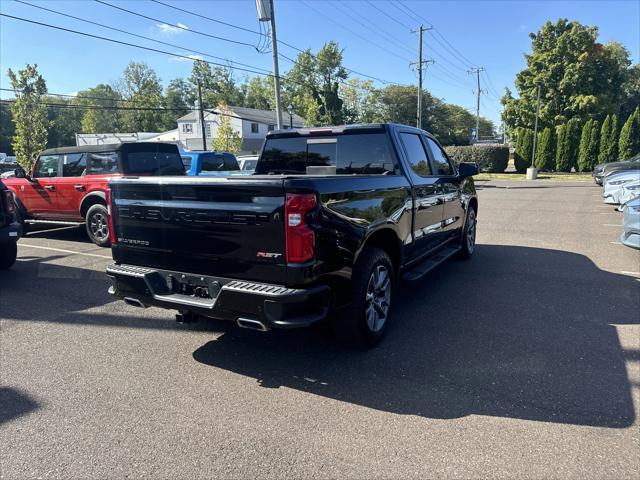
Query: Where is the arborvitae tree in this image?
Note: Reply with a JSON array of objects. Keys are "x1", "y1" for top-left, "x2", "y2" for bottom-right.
[
  {"x1": 514, "y1": 127, "x2": 534, "y2": 172},
  {"x1": 598, "y1": 114, "x2": 619, "y2": 164},
  {"x1": 578, "y1": 119, "x2": 600, "y2": 171},
  {"x1": 535, "y1": 127, "x2": 555, "y2": 171},
  {"x1": 618, "y1": 107, "x2": 640, "y2": 159},
  {"x1": 555, "y1": 123, "x2": 571, "y2": 172},
  {"x1": 566, "y1": 118, "x2": 581, "y2": 171}
]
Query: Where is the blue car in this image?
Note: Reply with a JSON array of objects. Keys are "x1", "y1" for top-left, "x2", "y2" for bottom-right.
[{"x1": 179, "y1": 151, "x2": 247, "y2": 176}]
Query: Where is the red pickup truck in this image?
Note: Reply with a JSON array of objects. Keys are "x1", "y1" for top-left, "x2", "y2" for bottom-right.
[{"x1": 4, "y1": 142, "x2": 184, "y2": 246}]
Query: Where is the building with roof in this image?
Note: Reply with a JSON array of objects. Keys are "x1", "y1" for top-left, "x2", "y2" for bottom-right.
[{"x1": 176, "y1": 105, "x2": 306, "y2": 154}]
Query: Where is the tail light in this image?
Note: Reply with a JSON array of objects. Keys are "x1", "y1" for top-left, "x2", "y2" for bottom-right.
[
  {"x1": 106, "y1": 188, "x2": 115, "y2": 245},
  {"x1": 2, "y1": 190, "x2": 16, "y2": 215},
  {"x1": 285, "y1": 193, "x2": 316, "y2": 263}
]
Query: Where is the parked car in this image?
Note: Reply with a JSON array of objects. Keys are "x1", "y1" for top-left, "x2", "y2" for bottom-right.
[
  {"x1": 180, "y1": 150, "x2": 247, "y2": 176},
  {"x1": 621, "y1": 197, "x2": 640, "y2": 249},
  {"x1": 593, "y1": 154, "x2": 640, "y2": 185},
  {"x1": 237, "y1": 155, "x2": 258, "y2": 173},
  {"x1": 0, "y1": 179, "x2": 22, "y2": 269},
  {"x1": 106, "y1": 123, "x2": 479, "y2": 347},
  {"x1": 616, "y1": 180, "x2": 640, "y2": 209},
  {"x1": 602, "y1": 170, "x2": 640, "y2": 204},
  {"x1": 3, "y1": 142, "x2": 184, "y2": 247}
]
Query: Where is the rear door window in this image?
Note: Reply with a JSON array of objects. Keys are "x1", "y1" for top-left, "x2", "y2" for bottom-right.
[
  {"x1": 62, "y1": 153, "x2": 87, "y2": 177},
  {"x1": 399, "y1": 133, "x2": 432, "y2": 176},
  {"x1": 425, "y1": 137, "x2": 453, "y2": 175},
  {"x1": 257, "y1": 133, "x2": 396, "y2": 175},
  {"x1": 34, "y1": 155, "x2": 61, "y2": 178}
]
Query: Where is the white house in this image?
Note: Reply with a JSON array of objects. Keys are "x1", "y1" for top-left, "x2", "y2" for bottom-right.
[{"x1": 177, "y1": 105, "x2": 306, "y2": 154}]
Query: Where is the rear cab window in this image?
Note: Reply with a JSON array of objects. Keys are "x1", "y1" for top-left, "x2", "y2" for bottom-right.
[
  {"x1": 200, "y1": 153, "x2": 239, "y2": 172},
  {"x1": 257, "y1": 129, "x2": 397, "y2": 175}
]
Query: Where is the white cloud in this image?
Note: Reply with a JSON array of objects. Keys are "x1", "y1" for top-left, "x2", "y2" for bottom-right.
[
  {"x1": 168, "y1": 53, "x2": 203, "y2": 62},
  {"x1": 519, "y1": 25, "x2": 528, "y2": 31},
  {"x1": 157, "y1": 22, "x2": 188, "y2": 34}
]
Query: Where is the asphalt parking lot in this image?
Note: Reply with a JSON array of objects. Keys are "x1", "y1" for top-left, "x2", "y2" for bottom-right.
[{"x1": 1, "y1": 180, "x2": 639, "y2": 479}]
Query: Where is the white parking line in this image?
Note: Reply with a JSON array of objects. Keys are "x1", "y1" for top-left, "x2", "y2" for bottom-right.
[
  {"x1": 19, "y1": 243, "x2": 112, "y2": 259},
  {"x1": 602, "y1": 224, "x2": 623, "y2": 227},
  {"x1": 610, "y1": 241, "x2": 623, "y2": 245}
]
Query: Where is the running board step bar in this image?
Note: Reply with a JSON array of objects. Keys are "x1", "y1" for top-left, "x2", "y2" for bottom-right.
[
  {"x1": 402, "y1": 245, "x2": 461, "y2": 282},
  {"x1": 25, "y1": 219, "x2": 84, "y2": 226}
]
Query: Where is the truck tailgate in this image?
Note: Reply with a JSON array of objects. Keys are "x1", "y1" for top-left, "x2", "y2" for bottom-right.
[{"x1": 109, "y1": 176, "x2": 288, "y2": 283}]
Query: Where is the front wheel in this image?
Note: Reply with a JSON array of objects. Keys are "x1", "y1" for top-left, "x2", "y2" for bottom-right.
[
  {"x1": 458, "y1": 206, "x2": 477, "y2": 260},
  {"x1": 333, "y1": 248, "x2": 394, "y2": 348},
  {"x1": 0, "y1": 241, "x2": 18, "y2": 269},
  {"x1": 85, "y1": 204, "x2": 111, "y2": 247}
]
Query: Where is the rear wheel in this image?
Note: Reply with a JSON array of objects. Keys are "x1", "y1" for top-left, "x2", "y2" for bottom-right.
[
  {"x1": 333, "y1": 248, "x2": 394, "y2": 348},
  {"x1": 0, "y1": 241, "x2": 17, "y2": 269},
  {"x1": 85, "y1": 204, "x2": 111, "y2": 247}
]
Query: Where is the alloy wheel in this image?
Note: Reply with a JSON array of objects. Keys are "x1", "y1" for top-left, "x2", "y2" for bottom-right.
[{"x1": 365, "y1": 265, "x2": 391, "y2": 332}]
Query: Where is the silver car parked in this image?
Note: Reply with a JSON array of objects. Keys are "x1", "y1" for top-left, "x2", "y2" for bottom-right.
[
  {"x1": 621, "y1": 197, "x2": 640, "y2": 249},
  {"x1": 603, "y1": 170, "x2": 640, "y2": 204}
]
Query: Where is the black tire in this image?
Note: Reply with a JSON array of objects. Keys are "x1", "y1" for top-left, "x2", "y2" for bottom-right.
[
  {"x1": 458, "y1": 206, "x2": 477, "y2": 260},
  {"x1": 0, "y1": 241, "x2": 17, "y2": 270},
  {"x1": 333, "y1": 248, "x2": 394, "y2": 348},
  {"x1": 85, "y1": 204, "x2": 111, "y2": 247},
  {"x1": 13, "y1": 197, "x2": 29, "y2": 234}
]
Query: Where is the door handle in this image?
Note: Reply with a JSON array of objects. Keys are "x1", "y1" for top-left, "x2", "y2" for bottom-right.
[
  {"x1": 74, "y1": 185, "x2": 86, "y2": 192},
  {"x1": 44, "y1": 185, "x2": 56, "y2": 191}
]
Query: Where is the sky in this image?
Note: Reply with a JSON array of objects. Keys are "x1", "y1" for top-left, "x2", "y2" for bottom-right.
[{"x1": 1, "y1": 0, "x2": 639, "y2": 128}]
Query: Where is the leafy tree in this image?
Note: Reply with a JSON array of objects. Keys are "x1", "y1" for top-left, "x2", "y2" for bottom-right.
[
  {"x1": 619, "y1": 65, "x2": 640, "y2": 120},
  {"x1": 46, "y1": 97, "x2": 83, "y2": 147},
  {"x1": 598, "y1": 114, "x2": 618, "y2": 163},
  {"x1": 163, "y1": 78, "x2": 191, "y2": 130},
  {"x1": 242, "y1": 76, "x2": 274, "y2": 111},
  {"x1": 7, "y1": 64, "x2": 49, "y2": 169},
  {"x1": 119, "y1": 62, "x2": 164, "y2": 132},
  {"x1": 514, "y1": 127, "x2": 534, "y2": 172},
  {"x1": 189, "y1": 61, "x2": 243, "y2": 108},
  {"x1": 502, "y1": 19, "x2": 634, "y2": 131},
  {"x1": 618, "y1": 107, "x2": 640, "y2": 159},
  {"x1": 0, "y1": 103, "x2": 15, "y2": 155},
  {"x1": 211, "y1": 104, "x2": 242, "y2": 154},
  {"x1": 535, "y1": 127, "x2": 555, "y2": 171},
  {"x1": 78, "y1": 84, "x2": 122, "y2": 133},
  {"x1": 340, "y1": 78, "x2": 379, "y2": 124},
  {"x1": 578, "y1": 119, "x2": 600, "y2": 171}
]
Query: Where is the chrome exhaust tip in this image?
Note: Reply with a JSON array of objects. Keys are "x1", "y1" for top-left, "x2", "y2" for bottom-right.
[
  {"x1": 236, "y1": 317, "x2": 269, "y2": 332},
  {"x1": 123, "y1": 297, "x2": 147, "y2": 308}
]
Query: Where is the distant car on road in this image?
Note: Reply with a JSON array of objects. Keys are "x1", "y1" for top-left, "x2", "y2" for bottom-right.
[
  {"x1": 593, "y1": 154, "x2": 640, "y2": 185},
  {"x1": 0, "y1": 179, "x2": 21, "y2": 269},
  {"x1": 3, "y1": 142, "x2": 184, "y2": 247},
  {"x1": 237, "y1": 155, "x2": 258, "y2": 173},
  {"x1": 602, "y1": 170, "x2": 640, "y2": 204},
  {"x1": 621, "y1": 197, "x2": 640, "y2": 249},
  {"x1": 180, "y1": 151, "x2": 248, "y2": 176}
]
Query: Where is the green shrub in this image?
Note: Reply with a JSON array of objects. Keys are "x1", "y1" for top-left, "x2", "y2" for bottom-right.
[
  {"x1": 444, "y1": 144, "x2": 509, "y2": 172},
  {"x1": 535, "y1": 127, "x2": 555, "y2": 171},
  {"x1": 578, "y1": 119, "x2": 600, "y2": 172},
  {"x1": 514, "y1": 127, "x2": 534, "y2": 172},
  {"x1": 555, "y1": 120, "x2": 580, "y2": 172},
  {"x1": 598, "y1": 114, "x2": 618, "y2": 164},
  {"x1": 618, "y1": 107, "x2": 640, "y2": 160}
]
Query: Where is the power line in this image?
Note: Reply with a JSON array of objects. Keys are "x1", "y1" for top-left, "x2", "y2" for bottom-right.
[
  {"x1": 364, "y1": 0, "x2": 412, "y2": 31},
  {"x1": 94, "y1": 0, "x2": 258, "y2": 49},
  {"x1": 14, "y1": 0, "x2": 273, "y2": 75},
  {"x1": 299, "y1": 0, "x2": 413, "y2": 63}
]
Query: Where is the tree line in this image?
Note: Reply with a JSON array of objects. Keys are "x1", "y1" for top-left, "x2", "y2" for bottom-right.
[
  {"x1": 2, "y1": 40, "x2": 495, "y2": 168},
  {"x1": 503, "y1": 19, "x2": 639, "y2": 171}
]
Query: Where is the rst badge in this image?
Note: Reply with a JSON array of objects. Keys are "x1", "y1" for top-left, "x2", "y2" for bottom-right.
[{"x1": 256, "y1": 252, "x2": 282, "y2": 259}]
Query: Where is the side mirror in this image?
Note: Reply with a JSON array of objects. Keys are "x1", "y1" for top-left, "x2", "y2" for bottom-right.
[
  {"x1": 458, "y1": 162, "x2": 479, "y2": 177},
  {"x1": 14, "y1": 166, "x2": 26, "y2": 178}
]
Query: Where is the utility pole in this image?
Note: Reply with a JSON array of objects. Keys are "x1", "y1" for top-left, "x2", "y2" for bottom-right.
[
  {"x1": 411, "y1": 25, "x2": 432, "y2": 129},
  {"x1": 468, "y1": 67, "x2": 485, "y2": 143},
  {"x1": 527, "y1": 83, "x2": 542, "y2": 180},
  {"x1": 197, "y1": 80, "x2": 207, "y2": 151},
  {"x1": 257, "y1": 0, "x2": 283, "y2": 129}
]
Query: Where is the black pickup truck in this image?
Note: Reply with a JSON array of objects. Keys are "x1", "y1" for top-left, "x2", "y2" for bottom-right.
[
  {"x1": 106, "y1": 124, "x2": 478, "y2": 346},
  {"x1": 0, "y1": 179, "x2": 22, "y2": 269}
]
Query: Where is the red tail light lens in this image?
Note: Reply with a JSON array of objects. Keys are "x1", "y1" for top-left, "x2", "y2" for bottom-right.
[
  {"x1": 2, "y1": 190, "x2": 16, "y2": 215},
  {"x1": 285, "y1": 193, "x2": 317, "y2": 264},
  {"x1": 106, "y1": 188, "x2": 115, "y2": 246}
]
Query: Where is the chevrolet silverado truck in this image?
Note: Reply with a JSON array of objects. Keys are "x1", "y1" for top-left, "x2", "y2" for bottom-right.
[
  {"x1": 0, "y1": 179, "x2": 21, "y2": 269},
  {"x1": 106, "y1": 124, "x2": 479, "y2": 347},
  {"x1": 4, "y1": 142, "x2": 184, "y2": 247}
]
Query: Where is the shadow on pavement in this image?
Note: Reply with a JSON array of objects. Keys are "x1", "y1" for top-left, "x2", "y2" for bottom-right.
[
  {"x1": 192, "y1": 244, "x2": 638, "y2": 428},
  {"x1": 0, "y1": 387, "x2": 39, "y2": 425}
]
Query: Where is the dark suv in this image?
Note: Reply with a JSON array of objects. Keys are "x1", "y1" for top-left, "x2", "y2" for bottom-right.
[{"x1": 0, "y1": 179, "x2": 22, "y2": 269}]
